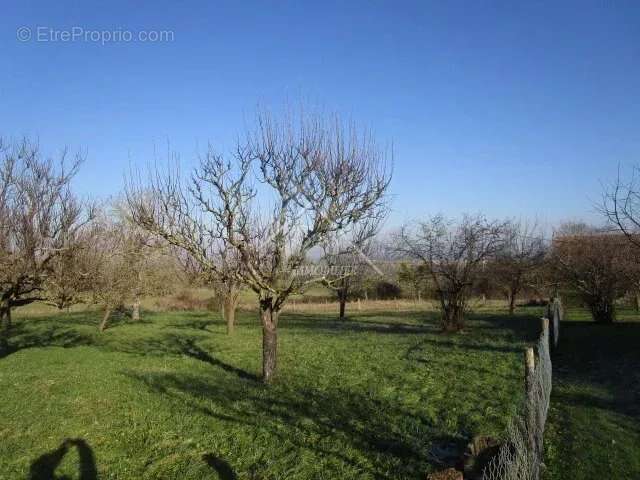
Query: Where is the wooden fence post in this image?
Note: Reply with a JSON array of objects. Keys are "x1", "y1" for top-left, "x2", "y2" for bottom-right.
[
  {"x1": 546, "y1": 298, "x2": 560, "y2": 351},
  {"x1": 524, "y1": 344, "x2": 537, "y2": 477},
  {"x1": 524, "y1": 346, "x2": 535, "y2": 398}
]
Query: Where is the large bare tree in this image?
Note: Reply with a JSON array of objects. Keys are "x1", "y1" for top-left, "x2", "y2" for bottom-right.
[
  {"x1": 127, "y1": 109, "x2": 390, "y2": 382},
  {"x1": 0, "y1": 138, "x2": 87, "y2": 341},
  {"x1": 395, "y1": 214, "x2": 505, "y2": 332}
]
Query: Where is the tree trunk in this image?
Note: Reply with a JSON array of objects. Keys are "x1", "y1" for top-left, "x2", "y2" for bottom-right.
[
  {"x1": 1, "y1": 305, "x2": 11, "y2": 330},
  {"x1": 588, "y1": 297, "x2": 615, "y2": 324},
  {"x1": 260, "y1": 300, "x2": 278, "y2": 383},
  {"x1": 635, "y1": 291, "x2": 640, "y2": 313},
  {"x1": 337, "y1": 287, "x2": 347, "y2": 320},
  {"x1": 0, "y1": 300, "x2": 12, "y2": 330},
  {"x1": 442, "y1": 308, "x2": 464, "y2": 332},
  {"x1": 132, "y1": 298, "x2": 140, "y2": 321},
  {"x1": 508, "y1": 290, "x2": 516, "y2": 315},
  {"x1": 0, "y1": 305, "x2": 10, "y2": 354},
  {"x1": 99, "y1": 308, "x2": 111, "y2": 332},
  {"x1": 441, "y1": 294, "x2": 465, "y2": 332},
  {"x1": 223, "y1": 295, "x2": 238, "y2": 335}
]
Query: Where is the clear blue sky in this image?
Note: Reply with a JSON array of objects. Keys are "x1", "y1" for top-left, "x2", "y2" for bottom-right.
[{"x1": 2, "y1": 1, "x2": 639, "y2": 228}]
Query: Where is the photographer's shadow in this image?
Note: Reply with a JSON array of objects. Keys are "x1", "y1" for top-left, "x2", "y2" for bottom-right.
[{"x1": 28, "y1": 438, "x2": 97, "y2": 480}]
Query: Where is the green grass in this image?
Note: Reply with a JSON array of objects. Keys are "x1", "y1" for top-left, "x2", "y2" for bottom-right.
[
  {"x1": 0, "y1": 304, "x2": 539, "y2": 479},
  {"x1": 544, "y1": 306, "x2": 640, "y2": 480}
]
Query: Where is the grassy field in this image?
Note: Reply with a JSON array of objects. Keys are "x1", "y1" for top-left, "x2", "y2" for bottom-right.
[
  {"x1": 0, "y1": 303, "x2": 539, "y2": 480},
  {"x1": 544, "y1": 307, "x2": 640, "y2": 480},
  {"x1": 3, "y1": 301, "x2": 637, "y2": 480}
]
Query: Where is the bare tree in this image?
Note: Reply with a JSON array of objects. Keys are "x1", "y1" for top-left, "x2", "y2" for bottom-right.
[
  {"x1": 126, "y1": 157, "x2": 246, "y2": 335},
  {"x1": 602, "y1": 168, "x2": 640, "y2": 309},
  {"x1": 395, "y1": 214, "x2": 505, "y2": 332},
  {"x1": 128, "y1": 109, "x2": 390, "y2": 382},
  {"x1": 42, "y1": 222, "x2": 96, "y2": 311},
  {"x1": 90, "y1": 218, "x2": 135, "y2": 332},
  {"x1": 321, "y1": 216, "x2": 384, "y2": 319},
  {"x1": 550, "y1": 223, "x2": 632, "y2": 323},
  {"x1": 602, "y1": 167, "x2": 640, "y2": 249},
  {"x1": 41, "y1": 198, "x2": 100, "y2": 311},
  {"x1": 493, "y1": 220, "x2": 546, "y2": 315},
  {"x1": 90, "y1": 210, "x2": 174, "y2": 332},
  {"x1": 397, "y1": 262, "x2": 430, "y2": 302},
  {"x1": 177, "y1": 247, "x2": 244, "y2": 334},
  {"x1": 0, "y1": 138, "x2": 86, "y2": 343}
]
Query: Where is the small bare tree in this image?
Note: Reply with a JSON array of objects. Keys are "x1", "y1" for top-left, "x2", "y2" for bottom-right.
[
  {"x1": 397, "y1": 262, "x2": 430, "y2": 302},
  {"x1": 126, "y1": 159, "x2": 245, "y2": 335},
  {"x1": 321, "y1": 216, "x2": 384, "y2": 320},
  {"x1": 493, "y1": 220, "x2": 546, "y2": 315},
  {"x1": 128, "y1": 109, "x2": 390, "y2": 382},
  {"x1": 90, "y1": 211, "x2": 173, "y2": 332},
  {"x1": 551, "y1": 224, "x2": 632, "y2": 323},
  {"x1": 395, "y1": 214, "x2": 505, "y2": 332},
  {"x1": 177, "y1": 248, "x2": 244, "y2": 334},
  {"x1": 0, "y1": 138, "x2": 87, "y2": 339}
]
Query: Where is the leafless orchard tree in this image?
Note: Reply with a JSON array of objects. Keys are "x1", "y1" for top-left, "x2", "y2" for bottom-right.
[
  {"x1": 602, "y1": 168, "x2": 640, "y2": 307},
  {"x1": 550, "y1": 223, "x2": 632, "y2": 323},
  {"x1": 90, "y1": 210, "x2": 175, "y2": 332},
  {"x1": 602, "y1": 166, "x2": 640, "y2": 249},
  {"x1": 128, "y1": 109, "x2": 391, "y2": 382},
  {"x1": 126, "y1": 157, "x2": 246, "y2": 335},
  {"x1": 397, "y1": 262, "x2": 430, "y2": 302},
  {"x1": 42, "y1": 220, "x2": 97, "y2": 311},
  {"x1": 0, "y1": 138, "x2": 88, "y2": 344},
  {"x1": 177, "y1": 247, "x2": 244, "y2": 334},
  {"x1": 321, "y1": 215, "x2": 385, "y2": 320},
  {"x1": 395, "y1": 214, "x2": 505, "y2": 332},
  {"x1": 493, "y1": 220, "x2": 547, "y2": 315}
]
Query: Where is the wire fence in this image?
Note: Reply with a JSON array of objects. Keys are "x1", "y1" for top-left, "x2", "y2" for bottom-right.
[{"x1": 482, "y1": 300, "x2": 561, "y2": 480}]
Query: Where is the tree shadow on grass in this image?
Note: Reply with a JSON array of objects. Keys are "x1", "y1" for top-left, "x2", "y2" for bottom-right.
[
  {"x1": 126, "y1": 370, "x2": 457, "y2": 479},
  {"x1": 553, "y1": 320, "x2": 640, "y2": 417},
  {"x1": 166, "y1": 317, "x2": 220, "y2": 332},
  {"x1": 0, "y1": 321, "x2": 93, "y2": 359},
  {"x1": 277, "y1": 311, "x2": 537, "y2": 360},
  {"x1": 546, "y1": 320, "x2": 640, "y2": 479},
  {"x1": 202, "y1": 454, "x2": 237, "y2": 480},
  {"x1": 29, "y1": 438, "x2": 97, "y2": 480},
  {"x1": 278, "y1": 311, "x2": 437, "y2": 335},
  {"x1": 278, "y1": 310, "x2": 539, "y2": 342},
  {"x1": 175, "y1": 337, "x2": 259, "y2": 381},
  {"x1": 114, "y1": 333, "x2": 259, "y2": 382}
]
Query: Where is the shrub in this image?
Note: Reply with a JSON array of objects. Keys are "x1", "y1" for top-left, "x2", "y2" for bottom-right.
[{"x1": 156, "y1": 290, "x2": 218, "y2": 311}]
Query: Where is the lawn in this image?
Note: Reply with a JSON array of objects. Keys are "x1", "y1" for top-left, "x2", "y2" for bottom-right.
[
  {"x1": 544, "y1": 307, "x2": 640, "y2": 480},
  {"x1": 0, "y1": 303, "x2": 539, "y2": 480}
]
